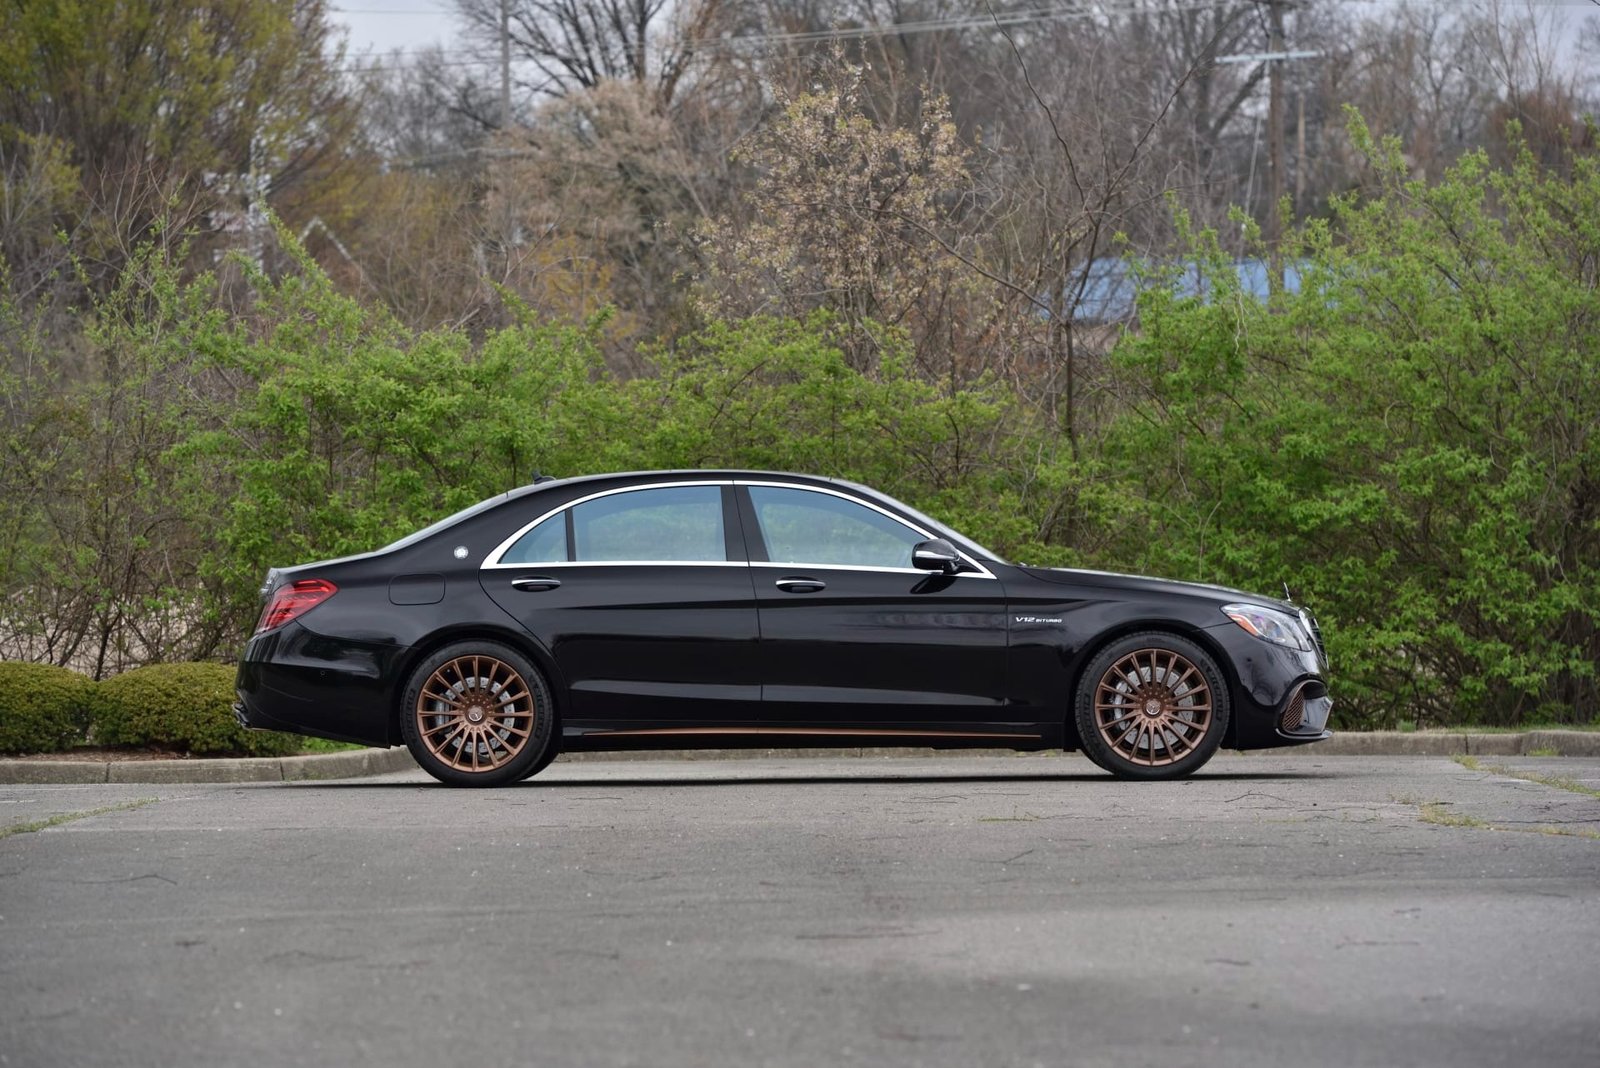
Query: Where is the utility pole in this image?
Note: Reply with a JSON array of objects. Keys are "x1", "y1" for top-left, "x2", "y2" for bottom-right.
[
  {"x1": 1266, "y1": 0, "x2": 1286, "y2": 251},
  {"x1": 1215, "y1": 40, "x2": 1321, "y2": 251},
  {"x1": 499, "y1": 0, "x2": 512, "y2": 130},
  {"x1": 1295, "y1": 90, "x2": 1307, "y2": 211}
]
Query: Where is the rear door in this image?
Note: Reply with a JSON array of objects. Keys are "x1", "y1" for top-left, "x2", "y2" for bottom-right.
[{"x1": 480, "y1": 482, "x2": 761, "y2": 724}]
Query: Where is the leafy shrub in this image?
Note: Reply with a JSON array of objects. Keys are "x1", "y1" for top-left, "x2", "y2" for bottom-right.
[
  {"x1": 90, "y1": 662, "x2": 299, "y2": 756},
  {"x1": 0, "y1": 661, "x2": 93, "y2": 753},
  {"x1": 1104, "y1": 126, "x2": 1600, "y2": 727}
]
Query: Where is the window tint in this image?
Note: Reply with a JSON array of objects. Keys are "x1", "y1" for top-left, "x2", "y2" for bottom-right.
[
  {"x1": 571, "y1": 486, "x2": 726, "y2": 562},
  {"x1": 750, "y1": 487, "x2": 924, "y2": 568},
  {"x1": 500, "y1": 514, "x2": 567, "y2": 564}
]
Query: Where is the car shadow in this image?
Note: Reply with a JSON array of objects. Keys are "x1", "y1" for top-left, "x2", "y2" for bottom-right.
[{"x1": 287, "y1": 769, "x2": 1337, "y2": 790}]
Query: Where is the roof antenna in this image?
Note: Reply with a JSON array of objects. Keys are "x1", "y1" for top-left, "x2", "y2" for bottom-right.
[{"x1": 1282, "y1": 581, "x2": 1294, "y2": 603}]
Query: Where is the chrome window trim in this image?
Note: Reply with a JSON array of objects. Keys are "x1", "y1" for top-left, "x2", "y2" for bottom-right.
[
  {"x1": 750, "y1": 561, "x2": 994, "y2": 579},
  {"x1": 737, "y1": 481, "x2": 997, "y2": 580},
  {"x1": 482, "y1": 477, "x2": 999, "y2": 579},
  {"x1": 482, "y1": 480, "x2": 732, "y2": 569},
  {"x1": 486, "y1": 559, "x2": 751, "y2": 569}
]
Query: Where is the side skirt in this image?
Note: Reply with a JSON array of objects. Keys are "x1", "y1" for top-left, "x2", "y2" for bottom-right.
[{"x1": 562, "y1": 725, "x2": 1057, "y2": 753}]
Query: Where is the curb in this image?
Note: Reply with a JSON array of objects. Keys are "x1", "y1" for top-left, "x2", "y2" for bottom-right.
[
  {"x1": 1243, "y1": 729, "x2": 1600, "y2": 758},
  {"x1": 2, "y1": 731, "x2": 1597, "y2": 784},
  {"x1": 0, "y1": 746, "x2": 419, "y2": 785}
]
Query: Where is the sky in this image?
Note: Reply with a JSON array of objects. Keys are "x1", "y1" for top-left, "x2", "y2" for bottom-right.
[
  {"x1": 328, "y1": 0, "x2": 463, "y2": 62},
  {"x1": 326, "y1": 1, "x2": 1597, "y2": 84}
]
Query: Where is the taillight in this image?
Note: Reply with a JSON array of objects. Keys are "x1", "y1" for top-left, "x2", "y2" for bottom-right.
[{"x1": 255, "y1": 578, "x2": 338, "y2": 634}]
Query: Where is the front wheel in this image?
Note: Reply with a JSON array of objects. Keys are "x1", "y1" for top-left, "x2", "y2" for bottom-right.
[
  {"x1": 400, "y1": 641, "x2": 555, "y2": 787},
  {"x1": 1074, "y1": 633, "x2": 1230, "y2": 780}
]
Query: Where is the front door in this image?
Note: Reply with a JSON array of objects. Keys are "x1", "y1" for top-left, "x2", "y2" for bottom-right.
[{"x1": 739, "y1": 484, "x2": 1013, "y2": 732}]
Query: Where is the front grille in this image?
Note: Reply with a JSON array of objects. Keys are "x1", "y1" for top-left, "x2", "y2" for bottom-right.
[{"x1": 1281, "y1": 690, "x2": 1305, "y2": 732}]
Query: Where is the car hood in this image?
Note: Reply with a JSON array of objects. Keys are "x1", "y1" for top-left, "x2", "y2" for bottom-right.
[{"x1": 1019, "y1": 565, "x2": 1299, "y2": 613}]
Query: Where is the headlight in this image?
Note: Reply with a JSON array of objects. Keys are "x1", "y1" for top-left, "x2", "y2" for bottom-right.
[{"x1": 1221, "y1": 603, "x2": 1311, "y2": 651}]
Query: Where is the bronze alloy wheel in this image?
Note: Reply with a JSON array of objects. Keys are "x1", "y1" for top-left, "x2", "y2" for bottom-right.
[
  {"x1": 409, "y1": 650, "x2": 547, "y2": 778},
  {"x1": 401, "y1": 641, "x2": 556, "y2": 786},
  {"x1": 1074, "y1": 632, "x2": 1230, "y2": 779},
  {"x1": 1093, "y1": 648, "x2": 1212, "y2": 767}
]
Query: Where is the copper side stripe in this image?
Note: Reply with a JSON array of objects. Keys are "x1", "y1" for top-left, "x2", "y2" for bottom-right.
[{"x1": 589, "y1": 727, "x2": 1040, "y2": 740}]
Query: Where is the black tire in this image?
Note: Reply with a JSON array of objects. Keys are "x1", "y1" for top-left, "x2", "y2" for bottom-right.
[
  {"x1": 400, "y1": 641, "x2": 556, "y2": 787},
  {"x1": 520, "y1": 742, "x2": 561, "y2": 780},
  {"x1": 1073, "y1": 632, "x2": 1230, "y2": 780}
]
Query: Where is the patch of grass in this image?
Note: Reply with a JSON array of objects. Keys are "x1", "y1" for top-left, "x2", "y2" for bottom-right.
[
  {"x1": 1486, "y1": 766, "x2": 1600, "y2": 801},
  {"x1": 0, "y1": 797, "x2": 159, "y2": 840},
  {"x1": 1511, "y1": 725, "x2": 1594, "y2": 733},
  {"x1": 1536, "y1": 826, "x2": 1600, "y2": 840},
  {"x1": 1452, "y1": 755, "x2": 1600, "y2": 800},
  {"x1": 1418, "y1": 802, "x2": 1490, "y2": 829},
  {"x1": 1393, "y1": 724, "x2": 1600, "y2": 734},
  {"x1": 1400, "y1": 793, "x2": 1599, "y2": 841},
  {"x1": 978, "y1": 811, "x2": 1042, "y2": 822},
  {"x1": 294, "y1": 737, "x2": 363, "y2": 754},
  {"x1": 1525, "y1": 747, "x2": 1559, "y2": 757}
]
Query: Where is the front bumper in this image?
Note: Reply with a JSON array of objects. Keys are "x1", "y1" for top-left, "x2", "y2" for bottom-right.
[{"x1": 1202, "y1": 621, "x2": 1331, "y2": 750}]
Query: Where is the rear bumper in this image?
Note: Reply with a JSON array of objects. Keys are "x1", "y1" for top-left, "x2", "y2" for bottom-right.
[{"x1": 235, "y1": 621, "x2": 397, "y2": 747}]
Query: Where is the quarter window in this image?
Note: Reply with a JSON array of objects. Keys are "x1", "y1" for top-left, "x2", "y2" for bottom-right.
[
  {"x1": 749, "y1": 487, "x2": 924, "y2": 569},
  {"x1": 500, "y1": 514, "x2": 567, "y2": 564}
]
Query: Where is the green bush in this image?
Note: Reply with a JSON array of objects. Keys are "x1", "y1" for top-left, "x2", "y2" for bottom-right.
[
  {"x1": 0, "y1": 661, "x2": 93, "y2": 753},
  {"x1": 90, "y1": 662, "x2": 299, "y2": 757}
]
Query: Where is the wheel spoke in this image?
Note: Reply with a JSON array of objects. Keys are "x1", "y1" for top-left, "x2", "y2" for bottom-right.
[
  {"x1": 1170, "y1": 664, "x2": 1199, "y2": 695},
  {"x1": 435, "y1": 723, "x2": 468, "y2": 757}
]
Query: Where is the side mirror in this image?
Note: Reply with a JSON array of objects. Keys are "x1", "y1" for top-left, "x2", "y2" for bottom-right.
[{"x1": 911, "y1": 539, "x2": 964, "y2": 574}]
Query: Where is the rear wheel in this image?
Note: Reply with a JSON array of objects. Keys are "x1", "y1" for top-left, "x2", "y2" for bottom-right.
[
  {"x1": 400, "y1": 641, "x2": 555, "y2": 787},
  {"x1": 1074, "y1": 632, "x2": 1229, "y2": 780},
  {"x1": 521, "y1": 744, "x2": 561, "y2": 780}
]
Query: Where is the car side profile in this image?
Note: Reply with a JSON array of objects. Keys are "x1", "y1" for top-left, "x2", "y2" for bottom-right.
[{"x1": 235, "y1": 471, "x2": 1331, "y2": 786}]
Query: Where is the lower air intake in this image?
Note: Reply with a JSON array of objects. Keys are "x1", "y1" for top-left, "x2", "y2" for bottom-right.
[{"x1": 1281, "y1": 690, "x2": 1305, "y2": 732}]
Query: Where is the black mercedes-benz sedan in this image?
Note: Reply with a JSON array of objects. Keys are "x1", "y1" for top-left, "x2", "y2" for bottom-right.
[{"x1": 236, "y1": 470, "x2": 1331, "y2": 786}]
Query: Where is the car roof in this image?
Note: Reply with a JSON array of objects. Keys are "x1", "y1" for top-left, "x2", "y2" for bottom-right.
[{"x1": 527, "y1": 469, "x2": 850, "y2": 490}]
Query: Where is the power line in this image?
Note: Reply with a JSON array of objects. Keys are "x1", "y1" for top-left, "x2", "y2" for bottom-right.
[
  {"x1": 332, "y1": 0, "x2": 1598, "y2": 76},
  {"x1": 333, "y1": 0, "x2": 1231, "y2": 73}
]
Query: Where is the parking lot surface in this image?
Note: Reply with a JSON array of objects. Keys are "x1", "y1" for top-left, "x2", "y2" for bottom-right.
[{"x1": 2, "y1": 754, "x2": 1597, "y2": 1067}]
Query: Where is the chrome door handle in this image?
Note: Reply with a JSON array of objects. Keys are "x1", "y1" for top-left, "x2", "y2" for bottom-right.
[
  {"x1": 775, "y1": 578, "x2": 826, "y2": 593},
  {"x1": 511, "y1": 576, "x2": 562, "y2": 592}
]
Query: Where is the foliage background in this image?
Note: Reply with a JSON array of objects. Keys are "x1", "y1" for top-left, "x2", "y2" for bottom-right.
[
  {"x1": 1, "y1": 0, "x2": 1596, "y2": 729},
  {"x1": 1, "y1": 127, "x2": 1594, "y2": 729}
]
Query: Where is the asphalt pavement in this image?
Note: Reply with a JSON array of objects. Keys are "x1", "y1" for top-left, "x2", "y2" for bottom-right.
[{"x1": 2, "y1": 754, "x2": 1597, "y2": 1067}]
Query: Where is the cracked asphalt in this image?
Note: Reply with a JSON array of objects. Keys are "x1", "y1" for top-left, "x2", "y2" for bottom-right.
[{"x1": 2, "y1": 754, "x2": 1597, "y2": 1067}]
